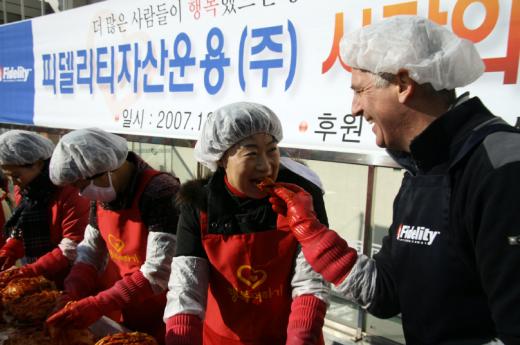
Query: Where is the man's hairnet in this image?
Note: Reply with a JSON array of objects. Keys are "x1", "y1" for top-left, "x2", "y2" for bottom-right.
[
  {"x1": 0, "y1": 130, "x2": 55, "y2": 166},
  {"x1": 194, "y1": 102, "x2": 283, "y2": 172},
  {"x1": 340, "y1": 15, "x2": 484, "y2": 90},
  {"x1": 49, "y1": 128, "x2": 128, "y2": 185}
]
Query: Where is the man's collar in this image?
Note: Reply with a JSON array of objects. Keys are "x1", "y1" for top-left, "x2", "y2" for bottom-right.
[{"x1": 392, "y1": 96, "x2": 493, "y2": 173}]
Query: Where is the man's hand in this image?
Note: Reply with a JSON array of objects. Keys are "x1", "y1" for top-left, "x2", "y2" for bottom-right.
[
  {"x1": 269, "y1": 182, "x2": 325, "y2": 243},
  {"x1": 268, "y1": 182, "x2": 358, "y2": 285}
]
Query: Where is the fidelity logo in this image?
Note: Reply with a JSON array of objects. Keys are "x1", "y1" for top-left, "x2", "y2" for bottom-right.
[
  {"x1": 396, "y1": 224, "x2": 440, "y2": 245},
  {"x1": 0, "y1": 65, "x2": 32, "y2": 82}
]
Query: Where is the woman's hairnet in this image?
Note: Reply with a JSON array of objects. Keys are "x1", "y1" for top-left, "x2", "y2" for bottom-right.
[
  {"x1": 340, "y1": 15, "x2": 484, "y2": 90},
  {"x1": 194, "y1": 102, "x2": 283, "y2": 172},
  {"x1": 49, "y1": 128, "x2": 128, "y2": 185},
  {"x1": 0, "y1": 130, "x2": 55, "y2": 166}
]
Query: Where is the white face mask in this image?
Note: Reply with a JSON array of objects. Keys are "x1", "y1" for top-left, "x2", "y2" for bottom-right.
[{"x1": 79, "y1": 172, "x2": 117, "y2": 202}]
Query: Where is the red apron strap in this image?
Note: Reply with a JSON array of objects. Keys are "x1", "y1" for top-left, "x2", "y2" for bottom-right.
[{"x1": 199, "y1": 211, "x2": 208, "y2": 235}]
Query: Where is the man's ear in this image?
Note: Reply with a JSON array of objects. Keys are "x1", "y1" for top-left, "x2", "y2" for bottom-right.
[{"x1": 396, "y1": 70, "x2": 415, "y2": 104}]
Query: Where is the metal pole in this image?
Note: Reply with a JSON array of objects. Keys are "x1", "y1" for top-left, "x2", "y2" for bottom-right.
[
  {"x1": 170, "y1": 144, "x2": 174, "y2": 175},
  {"x1": 356, "y1": 165, "x2": 376, "y2": 341},
  {"x1": 20, "y1": 0, "x2": 25, "y2": 19},
  {"x1": 41, "y1": 0, "x2": 45, "y2": 16},
  {"x1": 2, "y1": 0, "x2": 8, "y2": 23},
  {"x1": 163, "y1": 145, "x2": 167, "y2": 173}
]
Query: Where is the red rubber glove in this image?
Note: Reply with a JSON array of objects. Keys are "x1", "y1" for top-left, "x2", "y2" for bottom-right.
[
  {"x1": 270, "y1": 182, "x2": 358, "y2": 285},
  {"x1": 54, "y1": 262, "x2": 98, "y2": 317},
  {"x1": 0, "y1": 238, "x2": 25, "y2": 271},
  {"x1": 64, "y1": 262, "x2": 99, "y2": 300},
  {"x1": 47, "y1": 270, "x2": 154, "y2": 329},
  {"x1": 46, "y1": 296, "x2": 103, "y2": 329},
  {"x1": 286, "y1": 295, "x2": 327, "y2": 345},
  {"x1": 165, "y1": 314, "x2": 202, "y2": 345},
  {"x1": 25, "y1": 247, "x2": 70, "y2": 280}
]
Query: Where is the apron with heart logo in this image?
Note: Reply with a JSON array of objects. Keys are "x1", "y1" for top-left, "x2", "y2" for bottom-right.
[
  {"x1": 97, "y1": 169, "x2": 166, "y2": 342},
  {"x1": 200, "y1": 211, "x2": 298, "y2": 345}
]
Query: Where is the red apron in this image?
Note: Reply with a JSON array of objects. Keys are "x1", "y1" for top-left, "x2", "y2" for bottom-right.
[
  {"x1": 97, "y1": 169, "x2": 166, "y2": 343},
  {"x1": 200, "y1": 212, "x2": 298, "y2": 345}
]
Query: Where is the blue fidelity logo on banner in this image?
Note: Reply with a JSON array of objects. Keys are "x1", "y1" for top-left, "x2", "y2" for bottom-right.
[
  {"x1": 0, "y1": 21, "x2": 35, "y2": 125},
  {"x1": 0, "y1": 65, "x2": 33, "y2": 82}
]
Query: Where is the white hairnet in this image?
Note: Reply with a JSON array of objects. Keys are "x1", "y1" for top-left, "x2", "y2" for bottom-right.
[
  {"x1": 194, "y1": 102, "x2": 283, "y2": 172},
  {"x1": 0, "y1": 130, "x2": 55, "y2": 166},
  {"x1": 340, "y1": 15, "x2": 485, "y2": 90},
  {"x1": 49, "y1": 128, "x2": 128, "y2": 185}
]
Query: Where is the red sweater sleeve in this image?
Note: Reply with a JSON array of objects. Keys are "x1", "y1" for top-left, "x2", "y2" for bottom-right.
[
  {"x1": 286, "y1": 295, "x2": 327, "y2": 345},
  {"x1": 50, "y1": 185, "x2": 89, "y2": 245},
  {"x1": 165, "y1": 314, "x2": 203, "y2": 345}
]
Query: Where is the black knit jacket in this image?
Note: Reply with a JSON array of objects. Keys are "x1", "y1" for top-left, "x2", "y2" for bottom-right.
[{"x1": 175, "y1": 167, "x2": 328, "y2": 258}]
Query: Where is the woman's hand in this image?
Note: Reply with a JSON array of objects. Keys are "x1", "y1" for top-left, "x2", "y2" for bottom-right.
[
  {"x1": 46, "y1": 296, "x2": 103, "y2": 329},
  {"x1": 0, "y1": 238, "x2": 25, "y2": 271}
]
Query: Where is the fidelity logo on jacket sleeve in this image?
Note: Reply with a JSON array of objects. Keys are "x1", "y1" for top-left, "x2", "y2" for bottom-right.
[{"x1": 396, "y1": 224, "x2": 440, "y2": 245}]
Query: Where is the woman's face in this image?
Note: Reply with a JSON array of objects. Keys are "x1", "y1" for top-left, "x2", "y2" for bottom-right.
[
  {"x1": 221, "y1": 133, "x2": 280, "y2": 199},
  {"x1": 1, "y1": 160, "x2": 44, "y2": 189}
]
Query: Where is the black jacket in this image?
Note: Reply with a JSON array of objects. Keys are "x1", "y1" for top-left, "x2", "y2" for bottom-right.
[
  {"x1": 175, "y1": 166, "x2": 328, "y2": 258},
  {"x1": 370, "y1": 97, "x2": 520, "y2": 345}
]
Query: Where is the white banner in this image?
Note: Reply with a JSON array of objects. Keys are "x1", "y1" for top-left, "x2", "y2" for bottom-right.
[{"x1": 6, "y1": 0, "x2": 520, "y2": 157}]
